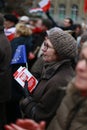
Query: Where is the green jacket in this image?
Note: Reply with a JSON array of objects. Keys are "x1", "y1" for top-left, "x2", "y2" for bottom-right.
[{"x1": 47, "y1": 79, "x2": 87, "y2": 130}]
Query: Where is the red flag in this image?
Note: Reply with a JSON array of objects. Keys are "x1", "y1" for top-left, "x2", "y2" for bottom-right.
[
  {"x1": 39, "y1": 0, "x2": 51, "y2": 12},
  {"x1": 84, "y1": 0, "x2": 87, "y2": 13}
]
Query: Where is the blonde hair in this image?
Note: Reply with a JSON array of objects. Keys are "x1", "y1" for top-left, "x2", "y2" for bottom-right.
[{"x1": 15, "y1": 23, "x2": 32, "y2": 36}]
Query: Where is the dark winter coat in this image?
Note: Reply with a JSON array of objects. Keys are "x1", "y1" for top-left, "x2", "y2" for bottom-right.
[
  {"x1": 30, "y1": 56, "x2": 44, "y2": 80},
  {"x1": 6, "y1": 35, "x2": 33, "y2": 123},
  {"x1": 0, "y1": 31, "x2": 12, "y2": 102},
  {"x1": 20, "y1": 59, "x2": 75, "y2": 126},
  {"x1": 10, "y1": 36, "x2": 33, "y2": 100},
  {"x1": 47, "y1": 79, "x2": 87, "y2": 130}
]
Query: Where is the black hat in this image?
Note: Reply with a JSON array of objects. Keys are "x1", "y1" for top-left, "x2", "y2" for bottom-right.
[{"x1": 4, "y1": 14, "x2": 18, "y2": 24}]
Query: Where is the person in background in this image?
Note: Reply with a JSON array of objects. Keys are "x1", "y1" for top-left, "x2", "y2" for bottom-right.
[
  {"x1": 71, "y1": 24, "x2": 83, "y2": 47},
  {"x1": 20, "y1": 27, "x2": 77, "y2": 127},
  {"x1": 74, "y1": 31, "x2": 87, "y2": 59},
  {"x1": 80, "y1": 32, "x2": 87, "y2": 45},
  {"x1": 6, "y1": 23, "x2": 33, "y2": 124},
  {"x1": 0, "y1": 13, "x2": 12, "y2": 130},
  {"x1": 45, "y1": 11, "x2": 74, "y2": 31},
  {"x1": 4, "y1": 14, "x2": 18, "y2": 41},
  {"x1": 32, "y1": 18, "x2": 53, "y2": 55},
  {"x1": 78, "y1": 31, "x2": 87, "y2": 53},
  {"x1": 11, "y1": 23, "x2": 33, "y2": 64},
  {"x1": 63, "y1": 17, "x2": 74, "y2": 30},
  {"x1": 19, "y1": 15, "x2": 30, "y2": 25},
  {"x1": 28, "y1": 18, "x2": 53, "y2": 68},
  {"x1": 72, "y1": 24, "x2": 83, "y2": 40},
  {"x1": 5, "y1": 39, "x2": 87, "y2": 130}
]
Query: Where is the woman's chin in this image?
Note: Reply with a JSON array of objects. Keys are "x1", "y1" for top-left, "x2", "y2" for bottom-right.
[
  {"x1": 75, "y1": 79, "x2": 87, "y2": 91},
  {"x1": 43, "y1": 57, "x2": 47, "y2": 62},
  {"x1": 43, "y1": 56, "x2": 49, "y2": 62}
]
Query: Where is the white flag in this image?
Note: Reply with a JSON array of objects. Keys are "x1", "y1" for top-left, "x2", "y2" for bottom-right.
[
  {"x1": 39, "y1": 0, "x2": 51, "y2": 12},
  {"x1": 29, "y1": 8, "x2": 43, "y2": 13}
]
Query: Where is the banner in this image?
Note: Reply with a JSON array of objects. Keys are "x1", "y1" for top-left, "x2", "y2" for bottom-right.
[{"x1": 13, "y1": 66, "x2": 38, "y2": 93}]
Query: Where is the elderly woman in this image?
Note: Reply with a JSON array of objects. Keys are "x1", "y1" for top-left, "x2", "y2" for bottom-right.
[
  {"x1": 19, "y1": 27, "x2": 77, "y2": 126},
  {"x1": 46, "y1": 41, "x2": 87, "y2": 130},
  {"x1": 5, "y1": 41, "x2": 87, "y2": 130}
]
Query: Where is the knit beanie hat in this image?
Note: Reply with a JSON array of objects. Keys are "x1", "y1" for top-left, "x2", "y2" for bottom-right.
[
  {"x1": 47, "y1": 27, "x2": 77, "y2": 59},
  {"x1": 4, "y1": 14, "x2": 18, "y2": 24}
]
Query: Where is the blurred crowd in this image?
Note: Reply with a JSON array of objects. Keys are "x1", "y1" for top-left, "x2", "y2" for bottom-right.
[{"x1": 0, "y1": 11, "x2": 87, "y2": 130}]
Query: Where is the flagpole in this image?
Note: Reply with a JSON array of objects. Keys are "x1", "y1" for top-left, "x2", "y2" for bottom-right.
[{"x1": 26, "y1": 62, "x2": 28, "y2": 69}]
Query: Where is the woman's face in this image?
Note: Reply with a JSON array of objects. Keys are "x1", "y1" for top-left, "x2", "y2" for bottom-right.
[
  {"x1": 75, "y1": 47, "x2": 87, "y2": 91},
  {"x1": 42, "y1": 37, "x2": 58, "y2": 62}
]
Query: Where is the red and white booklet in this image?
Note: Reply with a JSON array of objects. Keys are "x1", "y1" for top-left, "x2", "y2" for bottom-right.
[{"x1": 13, "y1": 66, "x2": 38, "y2": 93}]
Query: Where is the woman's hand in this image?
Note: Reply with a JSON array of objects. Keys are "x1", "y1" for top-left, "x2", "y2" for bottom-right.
[{"x1": 4, "y1": 119, "x2": 46, "y2": 130}]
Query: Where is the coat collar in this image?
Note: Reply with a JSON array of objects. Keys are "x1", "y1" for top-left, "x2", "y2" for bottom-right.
[{"x1": 41, "y1": 59, "x2": 71, "y2": 80}]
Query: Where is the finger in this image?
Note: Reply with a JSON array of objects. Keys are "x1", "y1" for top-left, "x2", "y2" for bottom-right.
[
  {"x1": 39, "y1": 121, "x2": 46, "y2": 130},
  {"x1": 16, "y1": 119, "x2": 39, "y2": 130},
  {"x1": 10, "y1": 124, "x2": 25, "y2": 130},
  {"x1": 4, "y1": 125, "x2": 15, "y2": 130}
]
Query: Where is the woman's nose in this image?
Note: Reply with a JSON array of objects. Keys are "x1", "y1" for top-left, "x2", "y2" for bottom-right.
[{"x1": 42, "y1": 46, "x2": 47, "y2": 52}]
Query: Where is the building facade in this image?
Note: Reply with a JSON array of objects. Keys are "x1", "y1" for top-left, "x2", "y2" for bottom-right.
[
  {"x1": 32, "y1": 0, "x2": 86, "y2": 23},
  {"x1": 3, "y1": 0, "x2": 87, "y2": 23},
  {"x1": 50, "y1": 0, "x2": 85, "y2": 23}
]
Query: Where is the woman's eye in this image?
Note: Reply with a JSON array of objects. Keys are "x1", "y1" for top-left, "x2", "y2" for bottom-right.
[{"x1": 78, "y1": 56, "x2": 87, "y2": 63}]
